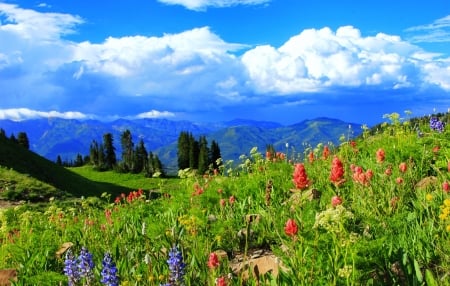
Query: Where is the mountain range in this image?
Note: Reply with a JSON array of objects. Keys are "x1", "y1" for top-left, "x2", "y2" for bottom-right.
[{"x1": 0, "y1": 117, "x2": 362, "y2": 173}]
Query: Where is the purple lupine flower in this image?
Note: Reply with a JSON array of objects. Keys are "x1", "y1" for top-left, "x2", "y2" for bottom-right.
[
  {"x1": 430, "y1": 117, "x2": 445, "y2": 132},
  {"x1": 165, "y1": 245, "x2": 186, "y2": 286},
  {"x1": 64, "y1": 249, "x2": 80, "y2": 286},
  {"x1": 101, "y1": 252, "x2": 119, "y2": 286},
  {"x1": 78, "y1": 247, "x2": 95, "y2": 285}
]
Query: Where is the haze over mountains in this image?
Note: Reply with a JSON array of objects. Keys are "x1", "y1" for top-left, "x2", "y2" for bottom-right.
[{"x1": 0, "y1": 117, "x2": 362, "y2": 172}]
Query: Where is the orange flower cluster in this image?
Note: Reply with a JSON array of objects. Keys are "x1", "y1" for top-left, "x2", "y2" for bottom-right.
[
  {"x1": 351, "y1": 164, "x2": 373, "y2": 186},
  {"x1": 266, "y1": 151, "x2": 286, "y2": 162},
  {"x1": 292, "y1": 163, "x2": 310, "y2": 190},
  {"x1": 376, "y1": 148, "x2": 385, "y2": 163},
  {"x1": 114, "y1": 189, "x2": 144, "y2": 204}
]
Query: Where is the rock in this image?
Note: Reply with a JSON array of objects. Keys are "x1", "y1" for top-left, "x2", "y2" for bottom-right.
[{"x1": 0, "y1": 269, "x2": 17, "y2": 286}]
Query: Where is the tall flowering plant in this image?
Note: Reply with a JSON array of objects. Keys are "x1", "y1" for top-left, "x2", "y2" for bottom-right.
[
  {"x1": 292, "y1": 163, "x2": 310, "y2": 190},
  {"x1": 330, "y1": 156, "x2": 345, "y2": 186}
]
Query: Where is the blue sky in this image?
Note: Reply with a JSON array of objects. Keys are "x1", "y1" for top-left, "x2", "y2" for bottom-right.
[{"x1": 0, "y1": 0, "x2": 449, "y2": 125}]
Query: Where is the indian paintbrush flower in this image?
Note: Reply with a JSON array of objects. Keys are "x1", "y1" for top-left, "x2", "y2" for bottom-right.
[
  {"x1": 292, "y1": 163, "x2": 310, "y2": 190},
  {"x1": 207, "y1": 252, "x2": 220, "y2": 269},
  {"x1": 376, "y1": 148, "x2": 385, "y2": 163},
  {"x1": 331, "y1": 195, "x2": 343, "y2": 207},
  {"x1": 330, "y1": 156, "x2": 345, "y2": 186},
  {"x1": 100, "y1": 252, "x2": 119, "y2": 286},
  {"x1": 284, "y1": 218, "x2": 298, "y2": 237},
  {"x1": 399, "y1": 162, "x2": 407, "y2": 173}
]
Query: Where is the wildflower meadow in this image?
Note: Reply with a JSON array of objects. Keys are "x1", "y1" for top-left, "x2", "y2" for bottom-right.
[{"x1": 0, "y1": 113, "x2": 449, "y2": 285}]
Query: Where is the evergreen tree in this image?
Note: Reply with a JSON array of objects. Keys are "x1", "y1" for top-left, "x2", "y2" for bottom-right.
[
  {"x1": 210, "y1": 140, "x2": 222, "y2": 169},
  {"x1": 90, "y1": 140, "x2": 99, "y2": 166},
  {"x1": 198, "y1": 136, "x2": 209, "y2": 175},
  {"x1": 120, "y1": 130, "x2": 134, "y2": 172},
  {"x1": 98, "y1": 144, "x2": 106, "y2": 170},
  {"x1": 0, "y1": 128, "x2": 7, "y2": 140},
  {"x1": 177, "y1": 131, "x2": 190, "y2": 170},
  {"x1": 152, "y1": 154, "x2": 165, "y2": 177},
  {"x1": 146, "y1": 152, "x2": 155, "y2": 177},
  {"x1": 74, "y1": 153, "x2": 84, "y2": 167},
  {"x1": 9, "y1": 134, "x2": 17, "y2": 144},
  {"x1": 103, "y1": 133, "x2": 116, "y2": 170},
  {"x1": 132, "y1": 139, "x2": 148, "y2": 173},
  {"x1": 56, "y1": 155, "x2": 63, "y2": 166},
  {"x1": 188, "y1": 133, "x2": 199, "y2": 169},
  {"x1": 17, "y1": 132, "x2": 30, "y2": 149}
]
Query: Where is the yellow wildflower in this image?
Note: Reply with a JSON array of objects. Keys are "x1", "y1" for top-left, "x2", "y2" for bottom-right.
[{"x1": 426, "y1": 194, "x2": 433, "y2": 201}]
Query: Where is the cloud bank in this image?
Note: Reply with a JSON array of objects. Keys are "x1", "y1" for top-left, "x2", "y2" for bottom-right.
[{"x1": 0, "y1": 3, "x2": 449, "y2": 123}]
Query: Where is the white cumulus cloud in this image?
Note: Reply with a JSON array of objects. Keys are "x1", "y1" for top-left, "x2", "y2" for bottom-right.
[
  {"x1": 157, "y1": 0, "x2": 271, "y2": 11},
  {"x1": 0, "y1": 108, "x2": 90, "y2": 121},
  {"x1": 135, "y1": 110, "x2": 176, "y2": 119}
]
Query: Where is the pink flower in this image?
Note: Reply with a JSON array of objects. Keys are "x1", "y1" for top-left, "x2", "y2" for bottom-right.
[
  {"x1": 396, "y1": 177, "x2": 403, "y2": 184},
  {"x1": 292, "y1": 163, "x2": 310, "y2": 190},
  {"x1": 443, "y1": 181, "x2": 450, "y2": 193},
  {"x1": 219, "y1": 199, "x2": 226, "y2": 207},
  {"x1": 216, "y1": 276, "x2": 227, "y2": 286},
  {"x1": 284, "y1": 218, "x2": 298, "y2": 237},
  {"x1": 207, "y1": 252, "x2": 220, "y2": 269},
  {"x1": 229, "y1": 196, "x2": 235, "y2": 205},
  {"x1": 376, "y1": 148, "x2": 385, "y2": 163},
  {"x1": 385, "y1": 167, "x2": 392, "y2": 176},
  {"x1": 399, "y1": 162, "x2": 407, "y2": 173},
  {"x1": 331, "y1": 195, "x2": 343, "y2": 207}
]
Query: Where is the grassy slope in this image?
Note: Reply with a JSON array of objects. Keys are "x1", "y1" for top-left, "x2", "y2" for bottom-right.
[{"x1": 0, "y1": 136, "x2": 133, "y2": 200}]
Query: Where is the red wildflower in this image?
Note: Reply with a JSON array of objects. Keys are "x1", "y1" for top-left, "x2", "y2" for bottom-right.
[
  {"x1": 217, "y1": 188, "x2": 223, "y2": 194},
  {"x1": 322, "y1": 145, "x2": 330, "y2": 159},
  {"x1": 266, "y1": 151, "x2": 272, "y2": 160},
  {"x1": 330, "y1": 156, "x2": 345, "y2": 186},
  {"x1": 399, "y1": 162, "x2": 407, "y2": 173},
  {"x1": 350, "y1": 141, "x2": 357, "y2": 148},
  {"x1": 216, "y1": 276, "x2": 227, "y2": 286},
  {"x1": 376, "y1": 148, "x2": 385, "y2": 163},
  {"x1": 396, "y1": 177, "x2": 403, "y2": 184},
  {"x1": 292, "y1": 163, "x2": 310, "y2": 190},
  {"x1": 229, "y1": 195, "x2": 235, "y2": 205},
  {"x1": 219, "y1": 199, "x2": 226, "y2": 207},
  {"x1": 114, "y1": 196, "x2": 121, "y2": 204},
  {"x1": 331, "y1": 195, "x2": 343, "y2": 207},
  {"x1": 443, "y1": 181, "x2": 450, "y2": 193},
  {"x1": 390, "y1": 196, "x2": 400, "y2": 209},
  {"x1": 207, "y1": 252, "x2": 220, "y2": 269},
  {"x1": 284, "y1": 218, "x2": 298, "y2": 237},
  {"x1": 385, "y1": 167, "x2": 392, "y2": 176},
  {"x1": 308, "y1": 151, "x2": 315, "y2": 163},
  {"x1": 432, "y1": 146, "x2": 440, "y2": 153}
]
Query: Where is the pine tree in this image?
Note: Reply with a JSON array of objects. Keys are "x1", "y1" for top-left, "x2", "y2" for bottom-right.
[
  {"x1": 103, "y1": 133, "x2": 116, "y2": 170},
  {"x1": 210, "y1": 140, "x2": 222, "y2": 169},
  {"x1": 177, "y1": 131, "x2": 190, "y2": 170},
  {"x1": 98, "y1": 144, "x2": 106, "y2": 169},
  {"x1": 132, "y1": 139, "x2": 148, "y2": 173},
  {"x1": 56, "y1": 155, "x2": 63, "y2": 166},
  {"x1": 198, "y1": 135, "x2": 209, "y2": 175},
  {"x1": 189, "y1": 133, "x2": 199, "y2": 169},
  {"x1": 0, "y1": 129, "x2": 7, "y2": 140},
  {"x1": 146, "y1": 152, "x2": 155, "y2": 177},
  {"x1": 74, "y1": 153, "x2": 84, "y2": 167},
  {"x1": 17, "y1": 132, "x2": 30, "y2": 149},
  {"x1": 120, "y1": 130, "x2": 134, "y2": 172},
  {"x1": 9, "y1": 134, "x2": 17, "y2": 144},
  {"x1": 90, "y1": 140, "x2": 99, "y2": 166}
]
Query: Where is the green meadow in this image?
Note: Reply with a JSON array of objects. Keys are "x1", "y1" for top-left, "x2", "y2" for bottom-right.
[{"x1": 0, "y1": 113, "x2": 449, "y2": 285}]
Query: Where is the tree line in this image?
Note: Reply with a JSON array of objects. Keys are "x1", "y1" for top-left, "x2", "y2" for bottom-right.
[
  {"x1": 177, "y1": 131, "x2": 222, "y2": 175},
  {"x1": 0, "y1": 128, "x2": 30, "y2": 150},
  {"x1": 87, "y1": 130, "x2": 165, "y2": 177}
]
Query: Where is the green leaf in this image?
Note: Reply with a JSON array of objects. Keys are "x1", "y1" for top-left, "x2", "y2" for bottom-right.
[
  {"x1": 413, "y1": 259, "x2": 423, "y2": 283},
  {"x1": 424, "y1": 269, "x2": 437, "y2": 286}
]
